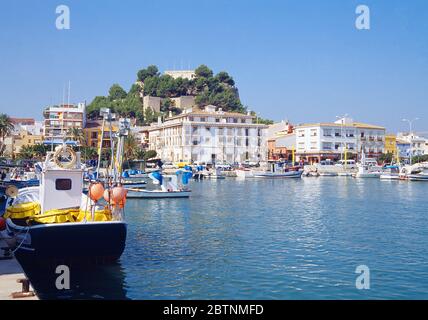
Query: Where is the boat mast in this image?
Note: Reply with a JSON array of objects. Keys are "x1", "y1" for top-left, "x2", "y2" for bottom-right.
[{"x1": 115, "y1": 118, "x2": 131, "y2": 181}]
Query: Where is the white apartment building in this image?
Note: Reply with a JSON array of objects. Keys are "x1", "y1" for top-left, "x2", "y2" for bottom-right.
[
  {"x1": 148, "y1": 105, "x2": 268, "y2": 164},
  {"x1": 397, "y1": 132, "x2": 427, "y2": 156},
  {"x1": 295, "y1": 117, "x2": 385, "y2": 163},
  {"x1": 43, "y1": 103, "x2": 86, "y2": 143}
]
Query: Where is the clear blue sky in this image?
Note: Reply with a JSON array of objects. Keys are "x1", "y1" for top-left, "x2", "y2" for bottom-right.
[{"x1": 0, "y1": 0, "x2": 427, "y2": 133}]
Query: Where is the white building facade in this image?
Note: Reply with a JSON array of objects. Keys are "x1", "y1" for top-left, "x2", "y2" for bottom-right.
[
  {"x1": 148, "y1": 105, "x2": 268, "y2": 164},
  {"x1": 295, "y1": 118, "x2": 385, "y2": 163},
  {"x1": 397, "y1": 132, "x2": 427, "y2": 156}
]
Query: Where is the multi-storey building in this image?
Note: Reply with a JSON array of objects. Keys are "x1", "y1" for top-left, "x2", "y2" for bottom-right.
[
  {"x1": 43, "y1": 103, "x2": 86, "y2": 143},
  {"x1": 384, "y1": 134, "x2": 397, "y2": 155},
  {"x1": 396, "y1": 133, "x2": 427, "y2": 156},
  {"x1": 295, "y1": 117, "x2": 385, "y2": 163},
  {"x1": 84, "y1": 120, "x2": 119, "y2": 149},
  {"x1": 148, "y1": 105, "x2": 268, "y2": 164},
  {"x1": 267, "y1": 121, "x2": 295, "y2": 161}
]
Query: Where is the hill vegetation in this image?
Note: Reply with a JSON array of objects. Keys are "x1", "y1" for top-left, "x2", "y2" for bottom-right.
[{"x1": 86, "y1": 65, "x2": 248, "y2": 124}]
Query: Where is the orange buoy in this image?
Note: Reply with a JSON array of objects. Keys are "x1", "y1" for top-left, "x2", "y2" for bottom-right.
[
  {"x1": 0, "y1": 217, "x2": 6, "y2": 231},
  {"x1": 111, "y1": 186, "x2": 127, "y2": 203},
  {"x1": 103, "y1": 189, "x2": 112, "y2": 202},
  {"x1": 89, "y1": 182, "x2": 105, "y2": 201}
]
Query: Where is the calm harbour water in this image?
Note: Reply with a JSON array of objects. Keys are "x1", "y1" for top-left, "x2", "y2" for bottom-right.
[
  {"x1": 116, "y1": 177, "x2": 428, "y2": 300},
  {"x1": 9, "y1": 177, "x2": 428, "y2": 299}
]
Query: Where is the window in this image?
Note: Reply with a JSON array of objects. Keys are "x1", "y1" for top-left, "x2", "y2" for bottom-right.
[
  {"x1": 322, "y1": 142, "x2": 332, "y2": 150},
  {"x1": 298, "y1": 130, "x2": 305, "y2": 138},
  {"x1": 334, "y1": 130, "x2": 341, "y2": 137},
  {"x1": 323, "y1": 129, "x2": 332, "y2": 137},
  {"x1": 56, "y1": 179, "x2": 72, "y2": 190},
  {"x1": 310, "y1": 129, "x2": 317, "y2": 137},
  {"x1": 215, "y1": 118, "x2": 220, "y2": 122},
  {"x1": 91, "y1": 132, "x2": 98, "y2": 139}
]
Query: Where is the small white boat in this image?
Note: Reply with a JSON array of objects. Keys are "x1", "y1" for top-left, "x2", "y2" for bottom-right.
[
  {"x1": 206, "y1": 168, "x2": 226, "y2": 179},
  {"x1": 407, "y1": 167, "x2": 428, "y2": 181},
  {"x1": 235, "y1": 168, "x2": 254, "y2": 179},
  {"x1": 338, "y1": 172, "x2": 353, "y2": 177},
  {"x1": 380, "y1": 165, "x2": 400, "y2": 180},
  {"x1": 127, "y1": 188, "x2": 191, "y2": 198},
  {"x1": 355, "y1": 170, "x2": 382, "y2": 178},
  {"x1": 319, "y1": 172, "x2": 338, "y2": 177},
  {"x1": 127, "y1": 170, "x2": 193, "y2": 199},
  {"x1": 253, "y1": 169, "x2": 303, "y2": 179}
]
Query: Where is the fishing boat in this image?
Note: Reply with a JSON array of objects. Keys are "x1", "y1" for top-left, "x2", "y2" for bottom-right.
[
  {"x1": 126, "y1": 170, "x2": 193, "y2": 199},
  {"x1": 253, "y1": 164, "x2": 303, "y2": 179},
  {"x1": 354, "y1": 150, "x2": 383, "y2": 178},
  {"x1": 0, "y1": 169, "x2": 40, "y2": 191},
  {"x1": 0, "y1": 117, "x2": 131, "y2": 281},
  {"x1": 380, "y1": 165, "x2": 400, "y2": 180}
]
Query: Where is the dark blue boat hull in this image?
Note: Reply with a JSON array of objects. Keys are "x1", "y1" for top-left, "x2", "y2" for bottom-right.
[
  {"x1": 10, "y1": 222, "x2": 127, "y2": 263},
  {"x1": 7, "y1": 221, "x2": 128, "y2": 299}
]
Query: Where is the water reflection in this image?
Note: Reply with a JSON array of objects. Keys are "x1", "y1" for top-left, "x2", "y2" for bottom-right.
[{"x1": 19, "y1": 259, "x2": 128, "y2": 300}]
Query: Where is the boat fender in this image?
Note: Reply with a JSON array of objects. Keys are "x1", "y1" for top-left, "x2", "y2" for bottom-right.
[{"x1": 89, "y1": 182, "x2": 105, "y2": 202}]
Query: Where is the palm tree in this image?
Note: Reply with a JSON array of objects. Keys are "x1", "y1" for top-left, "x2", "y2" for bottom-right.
[
  {"x1": 67, "y1": 127, "x2": 86, "y2": 147},
  {"x1": 17, "y1": 145, "x2": 34, "y2": 160},
  {"x1": 124, "y1": 133, "x2": 140, "y2": 164},
  {"x1": 0, "y1": 114, "x2": 14, "y2": 156}
]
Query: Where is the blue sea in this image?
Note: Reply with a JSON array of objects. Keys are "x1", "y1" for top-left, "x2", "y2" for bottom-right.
[
  {"x1": 7, "y1": 178, "x2": 428, "y2": 299},
  {"x1": 118, "y1": 177, "x2": 428, "y2": 300}
]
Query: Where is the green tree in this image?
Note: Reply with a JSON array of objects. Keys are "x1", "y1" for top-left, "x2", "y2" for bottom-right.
[
  {"x1": 137, "y1": 65, "x2": 159, "y2": 82},
  {"x1": 144, "y1": 150, "x2": 157, "y2": 161},
  {"x1": 0, "y1": 114, "x2": 14, "y2": 156},
  {"x1": 195, "y1": 65, "x2": 213, "y2": 78},
  {"x1": 81, "y1": 146, "x2": 98, "y2": 162},
  {"x1": 17, "y1": 145, "x2": 34, "y2": 160},
  {"x1": 32, "y1": 144, "x2": 48, "y2": 160},
  {"x1": 67, "y1": 127, "x2": 86, "y2": 146},
  {"x1": 109, "y1": 84, "x2": 127, "y2": 101},
  {"x1": 87, "y1": 96, "x2": 112, "y2": 119},
  {"x1": 216, "y1": 71, "x2": 235, "y2": 86},
  {"x1": 124, "y1": 133, "x2": 141, "y2": 164}
]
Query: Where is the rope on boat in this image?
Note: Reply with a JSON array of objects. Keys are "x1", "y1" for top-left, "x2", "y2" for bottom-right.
[{"x1": 11, "y1": 226, "x2": 30, "y2": 255}]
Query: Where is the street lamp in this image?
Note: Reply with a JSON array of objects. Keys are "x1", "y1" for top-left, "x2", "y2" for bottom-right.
[
  {"x1": 336, "y1": 114, "x2": 348, "y2": 161},
  {"x1": 402, "y1": 118, "x2": 419, "y2": 165}
]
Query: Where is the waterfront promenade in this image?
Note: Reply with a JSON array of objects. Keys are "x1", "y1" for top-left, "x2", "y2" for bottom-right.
[{"x1": 0, "y1": 240, "x2": 38, "y2": 300}]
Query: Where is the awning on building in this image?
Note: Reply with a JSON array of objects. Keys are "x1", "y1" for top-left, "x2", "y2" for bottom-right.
[{"x1": 42, "y1": 140, "x2": 78, "y2": 146}]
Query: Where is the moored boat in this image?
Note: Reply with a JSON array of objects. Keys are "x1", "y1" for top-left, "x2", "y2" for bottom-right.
[
  {"x1": 380, "y1": 165, "x2": 400, "y2": 180},
  {"x1": 0, "y1": 116, "x2": 131, "y2": 297},
  {"x1": 126, "y1": 169, "x2": 193, "y2": 199}
]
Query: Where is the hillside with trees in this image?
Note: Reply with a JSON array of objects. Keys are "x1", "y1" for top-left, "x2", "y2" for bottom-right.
[{"x1": 87, "y1": 65, "x2": 248, "y2": 124}]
